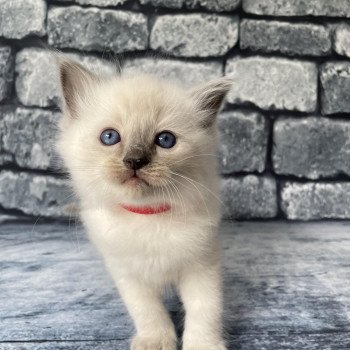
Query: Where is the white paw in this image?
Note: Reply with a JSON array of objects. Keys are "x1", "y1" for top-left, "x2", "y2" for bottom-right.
[
  {"x1": 183, "y1": 340, "x2": 227, "y2": 350},
  {"x1": 131, "y1": 335, "x2": 177, "y2": 350}
]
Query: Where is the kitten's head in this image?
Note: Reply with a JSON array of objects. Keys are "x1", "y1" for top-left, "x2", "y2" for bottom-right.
[{"x1": 57, "y1": 59, "x2": 232, "y2": 208}]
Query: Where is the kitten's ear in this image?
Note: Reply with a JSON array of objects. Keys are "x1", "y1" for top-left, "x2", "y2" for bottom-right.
[
  {"x1": 191, "y1": 76, "x2": 233, "y2": 128},
  {"x1": 58, "y1": 58, "x2": 98, "y2": 118}
]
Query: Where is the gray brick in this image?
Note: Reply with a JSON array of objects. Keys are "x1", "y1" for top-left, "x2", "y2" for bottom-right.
[
  {"x1": 123, "y1": 58, "x2": 222, "y2": 86},
  {"x1": 218, "y1": 110, "x2": 268, "y2": 174},
  {"x1": 281, "y1": 182, "x2": 350, "y2": 220},
  {"x1": 243, "y1": 0, "x2": 350, "y2": 17},
  {"x1": 186, "y1": 0, "x2": 240, "y2": 11},
  {"x1": 56, "y1": 0, "x2": 129, "y2": 5},
  {"x1": 15, "y1": 48, "x2": 115, "y2": 108},
  {"x1": 240, "y1": 20, "x2": 331, "y2": 57},
  {"x1": 334, "y1": 24, "x2": 350, "y2": 58},
  {"x1": 140, "y1": 0, "x2": 183, "y2": 8},
  {"x1": 0, "y1": 0, "x2": 46, "y2": 39},
  {"x1": 222, "y1": 175, "x2": 277, "y2": 219},
  {"x1": 0, "y1": 46, "x2": 14, "y2": 102},
  {"x1": 16, "y1": 49, "x2": 60, "y2": 108},
  {"x1": 140, "y1": 0, "x2": 240, "y2": 11},
  {"x1": 225, "y1": 57, "x2": 317, "y2": 112},
  {"x1": 320, "y1": 62, "x2": 350, "y2": 115},
  {"x1": 0, "y1": 213, "x2": 27, "y2": 224},
  {"x1": 273, "y1": 117, "x2": 350, "y2": 180},
  {"x1": 48, "y1": 6, "x2": 148, "y2": 53},
  {"x1": 0, "y1": 153, "x2": 12, "y2": 165},
  {"x1": 150, "y1": 15, "x2": 239, "y2": 57},
  {"x1": 0, "y1": 106, "x2": 10, "y2": 164},
  {"x1": 0, "y1": 171, "x2": 73, "y2": 217},
  {"x1": 0, "y1": 107, "x2": 60, "y2": 170}
]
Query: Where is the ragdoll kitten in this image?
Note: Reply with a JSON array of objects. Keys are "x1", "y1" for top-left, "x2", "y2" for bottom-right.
[{"x1": 56, "y1": 58, "x2": 232, "y2": 350}]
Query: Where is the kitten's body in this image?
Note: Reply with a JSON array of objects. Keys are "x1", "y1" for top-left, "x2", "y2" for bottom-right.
[{"x1": 57, "y1": 62, "x2": 231, "y2": 350}]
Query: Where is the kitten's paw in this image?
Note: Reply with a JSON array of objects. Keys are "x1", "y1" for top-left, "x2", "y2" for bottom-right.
[
  {"x1": 131, "y1": 335, "x2": 177, "y2": 350},
  {"x1": 183, "y1": 340, "x2": 227, "y2": 350}
]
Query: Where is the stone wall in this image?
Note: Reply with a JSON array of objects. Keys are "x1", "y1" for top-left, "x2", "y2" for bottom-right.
[{"x1": 1, "y1": 0, "x2": 350, "y2": 221}]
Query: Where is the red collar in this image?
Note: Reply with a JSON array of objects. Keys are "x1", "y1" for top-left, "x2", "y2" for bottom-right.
[{"x1": 120, "y1": 203, "x2": 171, "y2": 215}]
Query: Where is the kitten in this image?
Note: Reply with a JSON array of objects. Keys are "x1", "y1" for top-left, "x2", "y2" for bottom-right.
[{"x1": 56, "y1": 58, "x2": 232, "y2": 350}]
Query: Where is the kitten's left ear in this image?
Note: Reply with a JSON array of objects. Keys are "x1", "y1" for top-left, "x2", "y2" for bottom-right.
[
  {"x1": 58, "y1": 58, "x2": 98, "y2": 119},
  {"x1": 190, "y1": 76, "x2": 233, "y2": 128}
]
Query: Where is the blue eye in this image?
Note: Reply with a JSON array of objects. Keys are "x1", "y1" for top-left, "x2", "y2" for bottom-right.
[
  {"x1": 155, "y1": 131, "x2": 176, "y2": 149},
  {"x1": 100, "y1": 129, "x2": 121, "y2": 146}
]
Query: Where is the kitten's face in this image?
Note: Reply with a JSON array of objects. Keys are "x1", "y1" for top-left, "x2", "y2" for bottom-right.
[{"x1": 57, "y1": 60, "x2": 231, "y2": 207}]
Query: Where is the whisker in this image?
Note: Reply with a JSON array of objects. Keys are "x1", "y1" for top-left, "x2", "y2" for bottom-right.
[
  {"x1": 170, "y1": 170, "x2": 226, "y2": 208},
  {"x1": 168, "y1": 178, "x2": 187, "y2": 225},
  {"x1": 169, "y1": 174, "x2": 212, "y2": 222},
  {"x1": 168, "y1": 153, "x2": 220, "y2": 167}
]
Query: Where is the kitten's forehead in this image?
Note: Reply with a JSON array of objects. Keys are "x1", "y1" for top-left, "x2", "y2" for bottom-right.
[{"x1": 105, "y1": 75, "x2": 189, "y2": 120}]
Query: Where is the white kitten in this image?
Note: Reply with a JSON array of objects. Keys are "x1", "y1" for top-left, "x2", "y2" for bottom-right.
[{"x1": 56, "y1": 58, "x2": 232, "y2": 350}]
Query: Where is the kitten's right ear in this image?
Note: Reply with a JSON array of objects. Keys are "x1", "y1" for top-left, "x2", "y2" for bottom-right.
[
  {"x1": 58, "y1": 58, "x2": 98, "y2": 119},
  {"x1": 190, "y1": 76, "x2": 233, "y2": 128}
]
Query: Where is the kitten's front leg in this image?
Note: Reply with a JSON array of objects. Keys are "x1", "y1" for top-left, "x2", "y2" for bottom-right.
[
  {"x1": 178, "y1": 258, "x2": 226, "y2": 350},
  {"x1": 114, "y1": 275, "x2": 177, "y2": 350}
]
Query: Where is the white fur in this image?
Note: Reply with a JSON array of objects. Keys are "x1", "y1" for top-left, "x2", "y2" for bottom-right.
[{"x1": 57, "y1": 60, "x2": 231, "y2": 350}]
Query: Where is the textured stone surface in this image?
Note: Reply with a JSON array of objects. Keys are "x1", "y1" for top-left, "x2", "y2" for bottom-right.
[
  {"x1": 0, "y1": 46, "x2": 14, "y2": 102},
  {"x1": 334, "y1": 24, "x2": 350, "y2": 58},
  {"x1": 0, "y1": 213, "x2": 28, "y2": 224},
  {"x1": 281, "y1": 182, "x2": 350, "y2": 220},
  {"x1": 0, "y1": 107, "x2": 60, "y2": 169},
  {"x1": 226, "y1": 57, "x2": 317, "y2": 112},
  {"x1": 16, "y1": 49, "x2": 60, "y2": 108},
  {"x1": 186, "y1": 0, "x2": 241, "y2": 11},
  {"x1": 56, "y1": 0, "x2": 129, "y2": 5},
  {"x1": 141, "y1": 0, "x2": 240, "y2": 11},
  {"x1": 218, "y1": 110, "x2": 268, "y2": 174},
  {"x1": 273, "y1": 117, "x2": 350, "y2": 179},
  {"x1": 5, "y1": 221, "x2": 350, "y2": 348},
  {"x1": 0, "y1": 172, "x2": 73, "y2": 217},
  {"x1": 3, "y1": 0, "x2": 350, "y2": 221},
  {"x1": 221, "y1": 175, "x2": 277, "y2": 219},
  {"x1": 243, "y1": 0, "x2": 350, "y2": 17},
  {"x1": 48, "y1": 6, "x2": 148, "y2": 53},
  {"x1": 240, "y1": 20, "x2": 331, "y2": 56},
  {"x1": 140, "y1": 0, "x2": 183, "y2": 8},
  {"x1": 150, "y1": 15, "x2": 239, "y2": 57},
  {"x1": 320, "y1": 62, "x2": 350, "y2": 115},
  {"x1": 0, "y1": 0, "x2": 46, "y2": 39},
  {"x1": 15, "y1": 48, "x2": 115, "y2": 108},
  {"x1": 123, "y1": 58, "x2": 222, "y2": 86},
  {"x1": 0, "y1": 109, "x2": 12, "y2": 165}
]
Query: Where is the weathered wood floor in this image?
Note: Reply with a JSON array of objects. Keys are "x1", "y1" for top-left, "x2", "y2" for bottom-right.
[{"x1": 1, "y1": 221, "x2": 350, "y2": 349}]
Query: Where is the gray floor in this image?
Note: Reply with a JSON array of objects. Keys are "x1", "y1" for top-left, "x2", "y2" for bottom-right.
[{"x1": 1, "y1": 221, "x2": 350, "y2": 350}]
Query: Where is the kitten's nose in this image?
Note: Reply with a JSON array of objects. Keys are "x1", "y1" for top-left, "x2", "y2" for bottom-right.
[{"x1": 123, "y1": 157, "x2": 150, "y2": 170}]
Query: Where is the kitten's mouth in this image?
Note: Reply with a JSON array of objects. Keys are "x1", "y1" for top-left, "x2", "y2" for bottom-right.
[{"x1": 123, "y1": 172, "x2": 149, "y2": 186}]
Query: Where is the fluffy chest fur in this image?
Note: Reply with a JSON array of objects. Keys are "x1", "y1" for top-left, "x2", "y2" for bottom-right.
[{"x1": 81, "y1": 205, "x2": 219, "y2": 285}]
